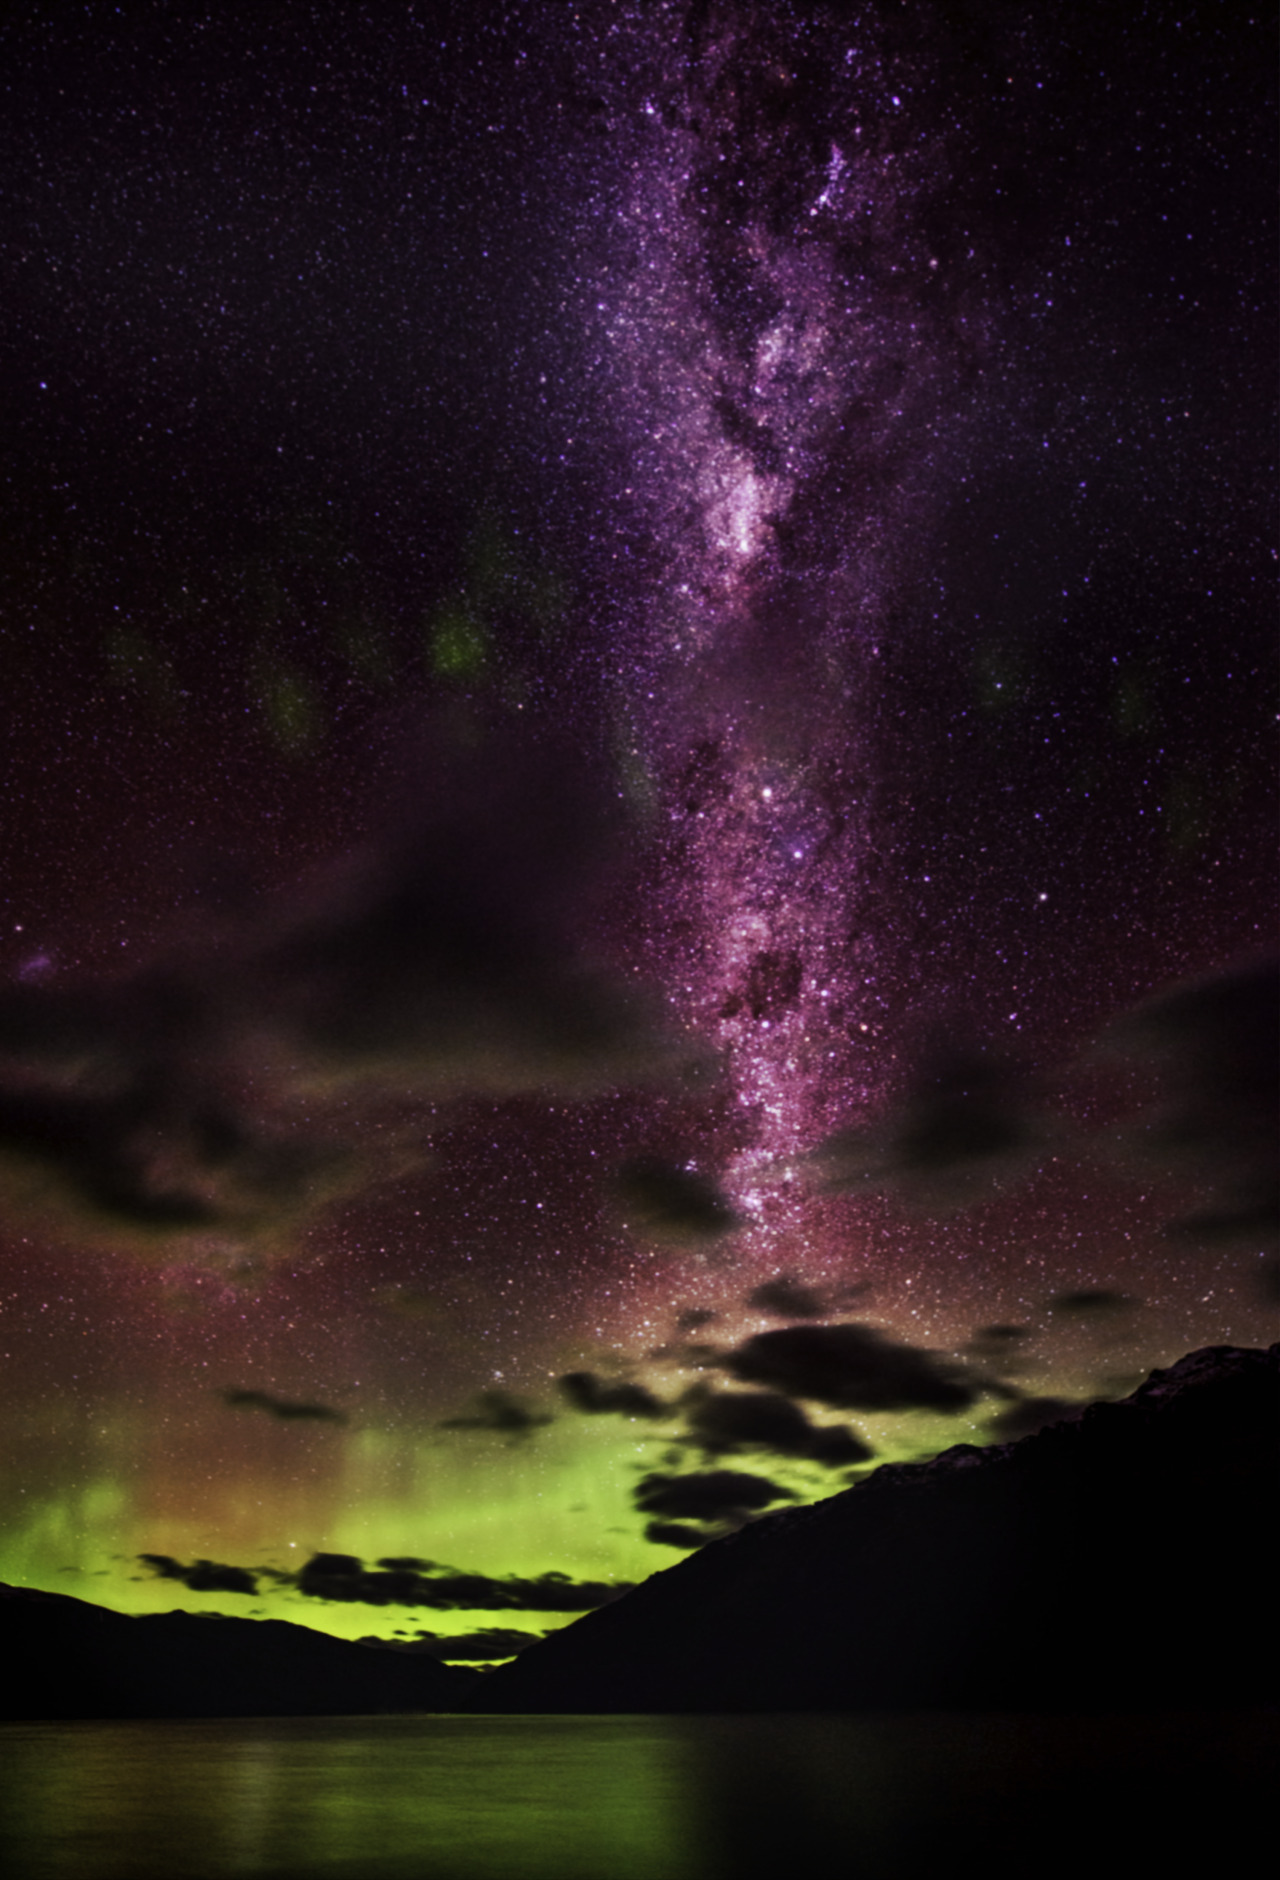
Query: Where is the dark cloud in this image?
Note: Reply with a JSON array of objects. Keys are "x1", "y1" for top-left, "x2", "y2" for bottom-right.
[
  {"x1": 644, "y1": 1519, "x2": 715, "y2": 1550},
  {"x1": 0, "y1": 978, "x2": 355, "y2": 1244},
  {"x1": 439, "y1": 1389, "x2": 553, "y2": 1438},
  {"x1": 814, "y1": 1043, "x2": 1048, "y2": 1210},
  {"x1": 249, "y1": 737, "x2": 690, "y2": 1104},
  {"x1": 557, "y1": 1372, "x2": 669, "y2": 1419},
  {"x1": 682, "y1": 1387, "x2": 873, "y2": 1466},
  {"x1": 721, "y1": 1323, "x2": 978, "y2": 1412},
  {"x1": 636, "y1": 1458, "x2": 797, "y2": 1551},
  {"x1": 0, "y1": 733, "x2": 698, "y2": 1252},
  {"x1": 1050, "y1": 1290, "x2": 1135, "y2": 1315},
  {"x1": 220, "y1": 1388, "x2": 347, "y2": 1424},
  {"x1": 614, "y1": 1156, "x2": 740, "y2": 1242},
  {"x1": 633, "y1": 1468, "x2": 795, "y2": 1524},
  {"x1": 803, "y1": 960, "x2": 1279, "y2": 1241},
  {"x1": 988, "y1": 1397, "x2": 1085, "y2": 1440},
  {"x1": 369, "y1": 1628, "x2": 546, "y2": 1661},
  {"x1": 139, "y1": 1553, "x2": 259, "y2": 1596},
  {"x1": 746, "y1": 1275, "x2": 827, "y2": 1318},
  {"x1": 294, "y1": 1553, "x2": 632, "y2": 1612},
  {"x1": 1099, "y1": 955, "x2": 1280, "y2": 1243},
  {"x1": 675, "y1": 1307, "x2": 719, "y2": 1331},
  {"x1": 974, "y1": 1324, "x2": 1028, "y2": 1342}
]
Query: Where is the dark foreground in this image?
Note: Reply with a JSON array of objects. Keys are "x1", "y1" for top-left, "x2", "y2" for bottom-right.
[
  {"x1": 487, "y1": 1342, "x2": 1279, "y2": 1711},
  {"x1": 2, "y1": 1712, "x2": 1274, "y2": 1880},
  {"x1": 0, "y1": 1585, "x2": 477, "y2": 1720},
  {"x1": 4, "y1": 1343, "x2": 1276, "y2": 1722}
]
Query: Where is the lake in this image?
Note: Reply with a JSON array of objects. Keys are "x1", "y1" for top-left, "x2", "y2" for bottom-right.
[{"x1": 0, "y1": 1712, "x2": 1270, "y2": 1879}]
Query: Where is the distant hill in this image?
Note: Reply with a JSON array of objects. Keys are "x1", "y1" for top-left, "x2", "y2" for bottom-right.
[
  {"x1": 0, "y1": 1585, "x2": 477, "y2": 1719},
  {"x1": 5, "y1": 1345, "x2": 1274, "y2": 1719},
  {"x1": 481, "y1": 1344, "x2": 1279, "y2": 1712}
]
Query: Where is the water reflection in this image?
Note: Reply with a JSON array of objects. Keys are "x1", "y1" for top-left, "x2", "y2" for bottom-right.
[{"x1": 0, "y1": 1712, "x2": 1269, "y2": 1879}]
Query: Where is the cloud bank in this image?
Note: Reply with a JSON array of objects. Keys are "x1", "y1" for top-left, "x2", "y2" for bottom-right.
[
  {"x1": 140, "y1": 1551, "x2": 634, "y2": 1612},
  {"x1": 721, "y1": 1323, "x2": 978, "y2": 1413}
]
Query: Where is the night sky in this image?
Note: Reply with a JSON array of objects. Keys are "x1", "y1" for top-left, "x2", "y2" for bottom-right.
[{"x1": 0, "y1": 1, "x2": 1274, "y2": 1660}]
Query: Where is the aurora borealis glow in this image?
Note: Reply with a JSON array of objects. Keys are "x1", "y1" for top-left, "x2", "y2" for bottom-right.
[{"x1": 0, "y1": 2, "x2": 1274, "y2": 1659}]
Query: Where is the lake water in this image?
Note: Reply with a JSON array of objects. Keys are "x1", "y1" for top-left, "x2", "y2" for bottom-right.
[{"x1": 0, "y1": 1712, "x2": 1271, "y2": 1880}]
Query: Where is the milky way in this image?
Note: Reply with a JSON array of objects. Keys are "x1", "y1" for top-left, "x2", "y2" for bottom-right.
[
  {"x1": 565, "y1": 6, "x2": 991, "y2": 1240},
  {"x1": 0, "y1": 1, "x2": 1273, "y2": 1645}
]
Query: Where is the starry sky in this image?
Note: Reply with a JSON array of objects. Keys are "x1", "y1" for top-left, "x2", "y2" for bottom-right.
[{"x1": 0, "y1": 0, "x2": 1274, "y2": 1660}]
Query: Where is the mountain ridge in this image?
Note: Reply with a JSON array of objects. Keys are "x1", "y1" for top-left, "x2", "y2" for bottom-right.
[
  {"x1": 0, "y1": 1580, "x2": 477, "y2": 1719},
  {"x1": 478, "y1": 1342, "x2": 1279, "y2": 1711},
  {"x1": 3, "y1": 1344, "x2": 1274, "y2": 1717}
]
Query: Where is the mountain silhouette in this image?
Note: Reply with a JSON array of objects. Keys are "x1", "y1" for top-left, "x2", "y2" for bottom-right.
[
  {"x1": 3, "y1": 1346, "x2": 1274, "y2": 1718},
  {"x1": 0, "y1": 1586, "x2": 476, "y2": 1719},
  {"x1": 481, "y1": 1344, "x2": 1278, "y2": 1711}
]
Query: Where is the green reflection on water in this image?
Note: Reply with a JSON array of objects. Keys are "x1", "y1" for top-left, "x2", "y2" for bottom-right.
[
  {"x1": 0, "y1": 1715, "x2": 703, "y2": 1880},
  {"x1": 0, "y1": 1712, "x2": 1270, "y2": 1880}
]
